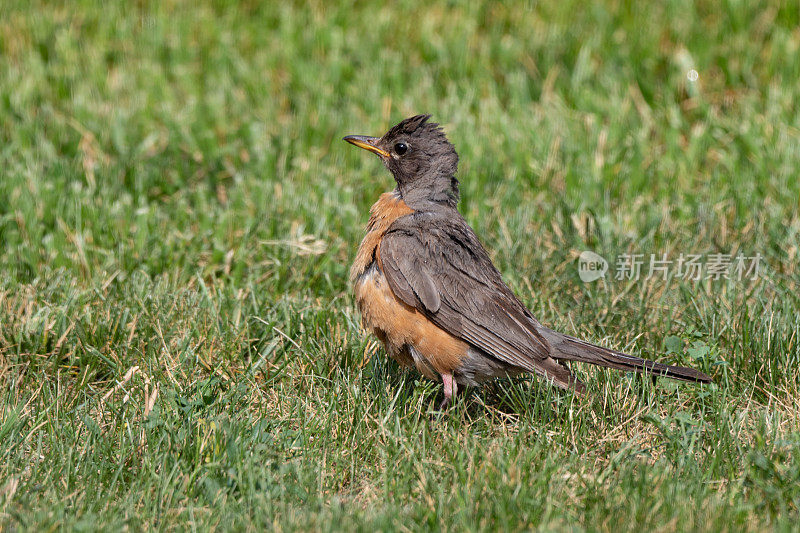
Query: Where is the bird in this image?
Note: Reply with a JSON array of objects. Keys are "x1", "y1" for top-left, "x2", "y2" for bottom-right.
[{"x1": 344, "y1": 114, "x2": 712, "y2": 408}]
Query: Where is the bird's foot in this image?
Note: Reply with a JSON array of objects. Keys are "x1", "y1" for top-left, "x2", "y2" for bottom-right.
[{"x1": 438, "y1": 373, "x2": 457, "y2": 410}]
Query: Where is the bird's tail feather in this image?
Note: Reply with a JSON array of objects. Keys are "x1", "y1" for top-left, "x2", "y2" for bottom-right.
[{"x1": 540, "y1": 328, "x2": 712, "y2": 383}]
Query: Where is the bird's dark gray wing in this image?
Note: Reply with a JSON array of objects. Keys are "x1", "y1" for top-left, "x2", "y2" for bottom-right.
[{"x1": 379, "y1": 211, "x2": 577, "y2": 387}]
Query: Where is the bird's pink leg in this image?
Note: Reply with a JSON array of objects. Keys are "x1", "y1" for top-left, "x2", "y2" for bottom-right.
[{"x1": 439, "y1": 373, "x2": 457, "y2": 409}]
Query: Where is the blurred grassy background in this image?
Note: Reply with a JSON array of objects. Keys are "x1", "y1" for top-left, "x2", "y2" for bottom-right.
[{"x1": 1, "y1": 0, "x2": 799, "y2": 530}]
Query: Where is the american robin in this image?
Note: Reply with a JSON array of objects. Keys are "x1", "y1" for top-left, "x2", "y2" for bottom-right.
[{"x1": 344, "y1": 114, "x2": 711, "y2": 408}]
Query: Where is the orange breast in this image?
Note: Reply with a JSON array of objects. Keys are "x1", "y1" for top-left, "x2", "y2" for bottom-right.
[
  {"x1": 350, "y1": 191, "x2": 415, "y2": 282},
  {"x1": 351, "y1": 191, "x2": 469, "y2": 379}
]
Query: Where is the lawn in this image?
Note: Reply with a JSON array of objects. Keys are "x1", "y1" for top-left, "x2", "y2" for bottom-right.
[{"x1": 1, "y1": 0, "x2": 799, "y2": 530}]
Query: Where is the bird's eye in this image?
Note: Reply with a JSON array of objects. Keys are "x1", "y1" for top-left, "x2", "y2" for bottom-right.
[{"x1": 394, "y1": 142, "x2": 408, "y2": 155}]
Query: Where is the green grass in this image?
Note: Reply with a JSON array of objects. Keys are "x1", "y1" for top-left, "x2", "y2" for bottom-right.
[{"x1": 2, "y1": 0, "x2": 800, "y2": 530}]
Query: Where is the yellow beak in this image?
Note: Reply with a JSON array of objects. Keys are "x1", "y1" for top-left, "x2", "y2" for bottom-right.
[{"x1": 343, "y1": 135, "x2": 390, "y2": 158}]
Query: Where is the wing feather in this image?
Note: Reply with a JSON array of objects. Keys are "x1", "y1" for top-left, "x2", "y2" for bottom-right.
[{"x1": 379, "y1": 213, "x2": 555, "y2": 377}]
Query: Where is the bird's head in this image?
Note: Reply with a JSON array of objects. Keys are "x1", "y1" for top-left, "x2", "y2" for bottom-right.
[{"x1": 344, "y1": 114, "x2": 459, "y2": 208}]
